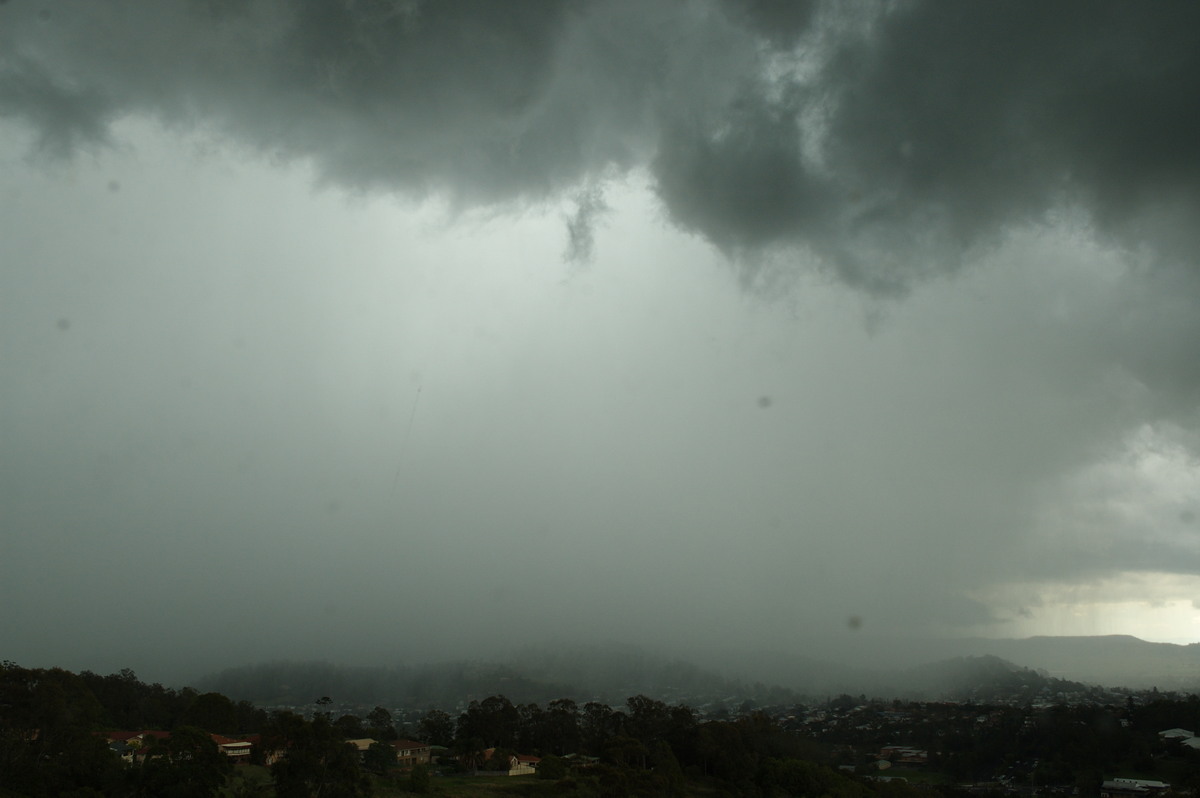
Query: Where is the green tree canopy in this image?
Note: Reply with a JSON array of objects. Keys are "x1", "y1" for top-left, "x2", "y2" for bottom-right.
[
  {"x1": 417, "y1": 709, "x2": 454, "y2": 747},
  {"x1": 363, "y1": 740, "x2": 397, "y2": 774},
  {"x1": 271, "y1": 715, "x2": 368, "y2": 798}
]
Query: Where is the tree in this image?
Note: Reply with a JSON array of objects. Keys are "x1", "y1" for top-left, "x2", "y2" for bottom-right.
[
  {"x1": 649, "y1": 740, "x2": 687, "y2": 797},
  {"x1": 485, "y1": 747, "x2": 517, "y2": 772},
  {"x1": 180, "y1": 692, "x2": 238, "y2": 733},
  {"x1": 545, "y1": 698, "x2": 581, "y2": 755},
  {"x1": 537, "y1": 754, "x2": 568, "y2": 781},
  {"x1": 417, "y1": 709, "x2": 454, "y2": 747},
  {"x1": 0, "y1": 664, "x2": 125, "y2": 796},
  {"x1": 272, "y1": 715, "x2": 369, "y2": 798},
  {"x1": 454, "y1": 736, "x2": 487, "y2": 774},
  {"x1": 581, "y1": 702, "x2": 619, "y2": 754},
  {"x1": 666, "y1": 704, "x2": 698, "y2": 764},
  {"x1": 408, "y1": 762, "x2": 431, "y2": 794},
  {"x1": 625, "y1": 695, "x2": 671, "y2": 745},
  {"x1": 135, "y1": 725, "x2": 232, "y2": 798},
  {"x1": 696, "y1": 721, "x2": 753, "y2": 781},
  {"x1": 517, "y1": 702, "x2": 547, "y2": 753},
  {"x1": 366, "y1": 706, "x2": 396, "y2": 740},
  {"x1": 334, "y1": 713, "x2": 365, "y2": 738},
  {"x1": 603, "y1": 736, "x2": 648, "y2": 769},
  {"x1": 457, "y1": 695, "x2": 518, "y2": 749},
  {"x1": 363, "y1": 740, "x2": 397, "y2": 775}
]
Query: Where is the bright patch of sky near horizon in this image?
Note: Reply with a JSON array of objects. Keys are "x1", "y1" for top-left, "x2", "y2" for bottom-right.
[{"x1": 3, "y1": 114, "x2": 1199, "y2": 687}]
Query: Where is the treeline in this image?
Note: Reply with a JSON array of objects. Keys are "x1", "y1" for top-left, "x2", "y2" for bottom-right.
[
  {"x1": 0, "y1": 659, "x2": 884, "y2": 797},
  {"x1": 434, "y1": 693, "x2": 844, "y2": 795},
  {"x1": 810, "y1": 695, "x2": 1200, "y2": 791},
  {"x1": 0, "y1": 661, "x2": 269, "y2": 797},
  {"x1": 934, "y1": 699, "x2": 1200, "y2": 787},
  {"x1": 0, "y1": 660, "x2": 413, "y2": 797}
]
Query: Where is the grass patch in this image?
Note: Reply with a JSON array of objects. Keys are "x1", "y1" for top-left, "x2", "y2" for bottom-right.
[
  {"x1": 221, "y1": 764, "x2": 274, "y2": 797},
  {"x1": 372, "y1": 772, "x2": 556, "y2": 798},
  {"x1": 875, "y1": 768, "x2": 952, "y2": 785}
]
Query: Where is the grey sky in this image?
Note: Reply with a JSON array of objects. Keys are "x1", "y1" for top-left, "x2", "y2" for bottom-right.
[{"x1": 2, "y1": 0, "x2": 1200, "y2": 684}]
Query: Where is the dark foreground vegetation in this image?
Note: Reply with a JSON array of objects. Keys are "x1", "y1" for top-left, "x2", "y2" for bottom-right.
[{"x1": 5, "y1": 660, "x2": 1200, "y2": 797}]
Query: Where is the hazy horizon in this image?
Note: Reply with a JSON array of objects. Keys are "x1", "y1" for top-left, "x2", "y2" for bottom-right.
[{"x1": 4, "y1": 1, "x2": 1200, "y2": 688}]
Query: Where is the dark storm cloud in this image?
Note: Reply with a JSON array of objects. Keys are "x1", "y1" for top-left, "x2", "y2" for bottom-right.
[
  {"x1": 5, "y1": 0, "x2": 1197, "y2": 296},
  {"x1": 654, "y1": 85, "x2": 822, "y2": 251},
  {"x1": 815, "y1": 1, "x2": 1200, "y2": 279},
  {"x1": 656, "y1": 1, "x2": 1200, "y2": 292},
  {"x1": 735, "y1": 0, "x2": 820, "y2": 48},
  {"x1": 0, "y1": 57, "x2": 113, "y2": 157},
  {"x1": 268, "y1": 0, "x2": 572, "y2": 197},
  {"x1": 2, "y1": 0, "x2": 1198, "y2": 473}
]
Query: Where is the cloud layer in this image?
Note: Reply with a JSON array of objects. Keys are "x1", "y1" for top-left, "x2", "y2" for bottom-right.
[
  {"x1": 2, "y1": 0, "x2": 1200, "y2": 680},
  {"x1": 5, "y1": 2, "x2": 1198, "y2": 283}
]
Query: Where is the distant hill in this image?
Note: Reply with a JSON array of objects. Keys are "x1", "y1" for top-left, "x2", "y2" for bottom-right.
[
  {"x1": 200, "y1": 634, "x2": 1200, "y2": 709},
  {"x1": 196, "y1": 645, "x2": 799, "y2": 709},
  {"x1": 962, "y1": 635, "x2": 1200, "y2": 691},
  {"x1": 716, "y1": 634, "x2": 1200, "y2": 696},
  {"x1": 506, "y1": 641, "x2": 797, "y2": 706},
  {"x1": 195, "y1": 640, "x2": 1137, "y2": 711},
  {"x1": 197, "y1": 659, "x2": 578, "y2": 708},
  {"x1": 890, "y1": 654, "x2": 1096, "y2": 701}
]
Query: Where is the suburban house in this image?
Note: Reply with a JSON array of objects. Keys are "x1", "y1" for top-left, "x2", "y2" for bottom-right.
[
  {"x1": 390, "y1": 739, "x2": 432, "y2": 768},
  {"x1": 1157, "y1": 728, "x2": 1200, "y2": 751},
  {"x1": 102, "y1": 730, "x2": 256, "y2": 765},
  {"x1": 1101, "y1": 778, "x2": 1171, "y2": 798},
  {"x1": 345, "y1": 738, "x2": 377, "y2": 757},
  {"x1": 878, "y1": 745, "x2": 928, "y2": 765},
  {"x1": 102, "y1": 730, "x2": 171, "y2": 764},
  {"x1": 210, "y1": 734, "x2": 253, "y2": 762},
  {"x1": 470, "y1": 748, "x2": 539, "y2": 776},
  {"x1": 344, "y1": 737, "x2": 432, "y2": 770}
]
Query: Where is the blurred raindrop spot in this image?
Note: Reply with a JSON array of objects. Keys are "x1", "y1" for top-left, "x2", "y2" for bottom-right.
[
  {"x1": 107, "y1": 179, "x2": 121, "y2": 192},
  {"x1": 56, "y1": 317, "x2": 70, "y2": 331},
  {"x1": 1182, "y1": 510, "x2": 1196, "y2": 524},
  {"x1": 847, "y1": 615, "x2": 863, "y2": 630},
  {"x1": 757, "y1": 395, "x2": 772, "y2": 408}
]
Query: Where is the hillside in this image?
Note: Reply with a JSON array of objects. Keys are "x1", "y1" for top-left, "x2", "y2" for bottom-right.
[
  {"x1": 196, "y1": 647, "x2": 796, "y2": 709},
  {"x1": 196, "y1": 643, "x2": 1123, "y2": 710}
]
